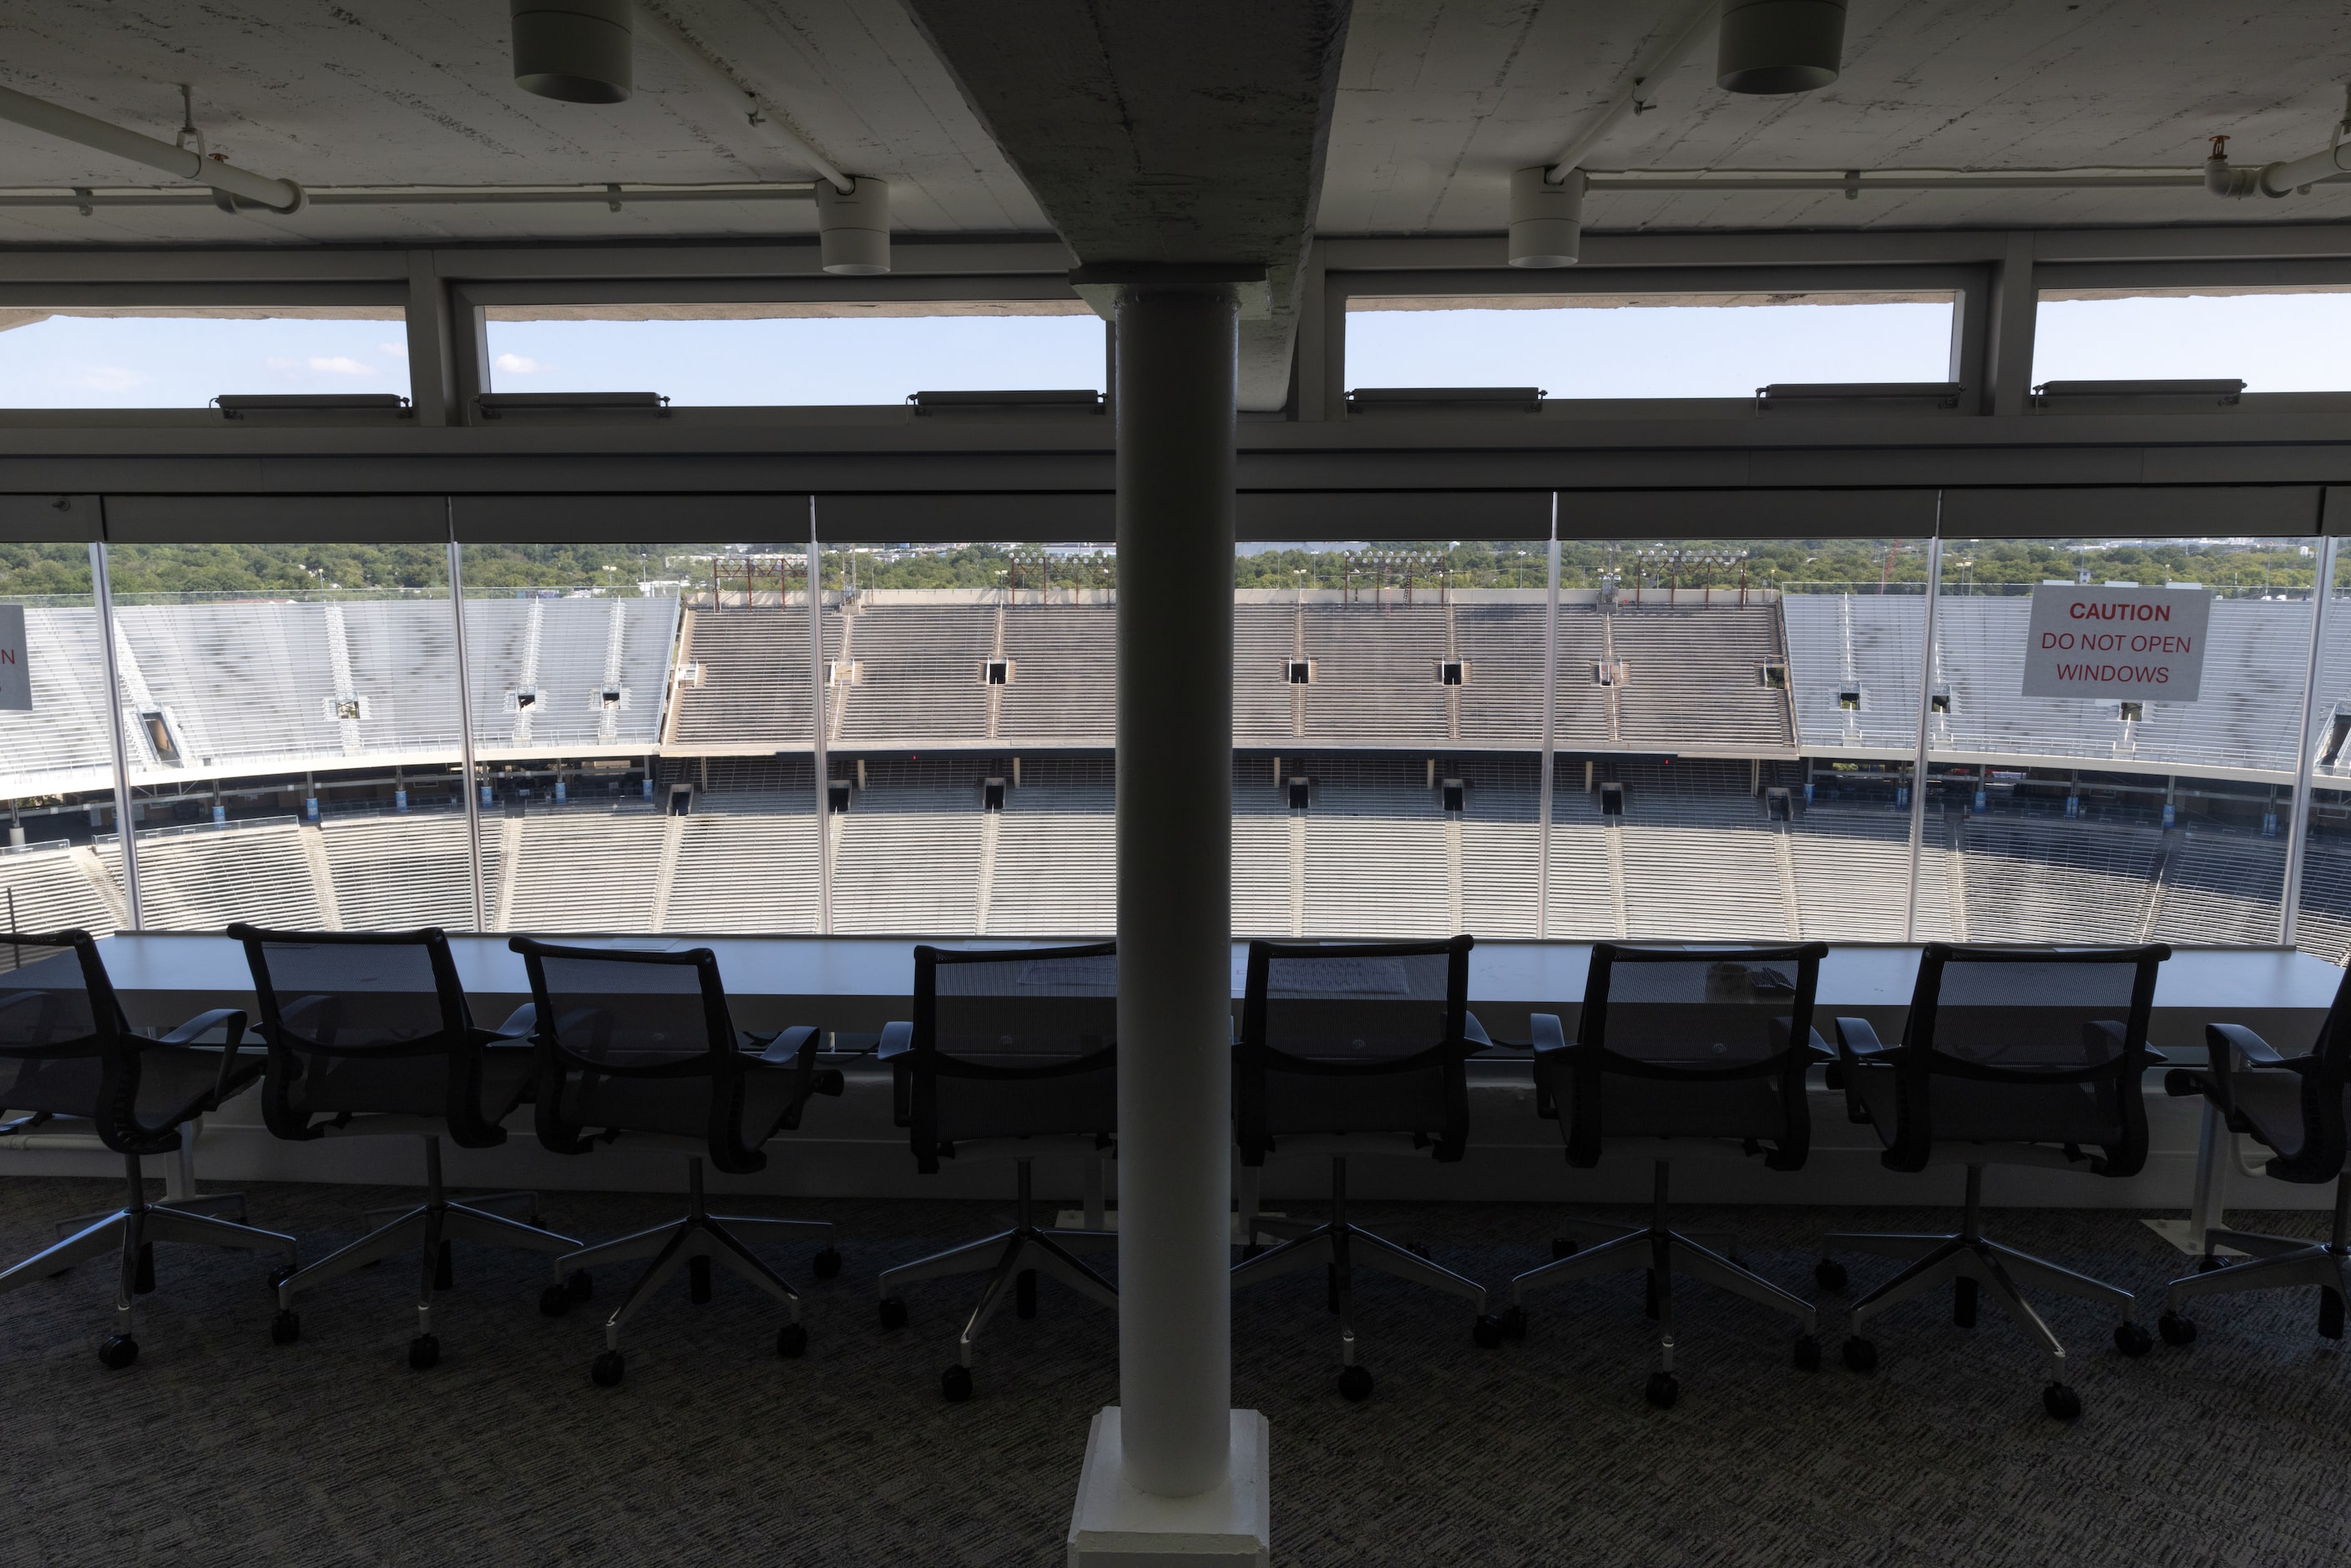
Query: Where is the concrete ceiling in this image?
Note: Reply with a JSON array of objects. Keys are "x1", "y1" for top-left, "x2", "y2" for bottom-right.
[
  {"x1": 1328, "y1": 0, "x2": 2351, "y2": 234},
  {"x1": 1, "y1": 1, "x2": 2347, "y2": 253}
]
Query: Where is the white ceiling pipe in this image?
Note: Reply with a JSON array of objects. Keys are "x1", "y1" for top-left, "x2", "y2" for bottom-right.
[
  {"x1": 1545, "y1": 2, "x2": 1720, "y2": 180},
  {"x1": 2206, "y1": 90, "x2": 2351, "y2": 199},
  {"x1": 636, "y1": 4, "x2": 853, "y2": 194},
  {"x1": 0, "y1": 82, "x2": 301, "y2": 213},
  {"x1": 1591, "y1": 167, "x2": 2204, "y2": 191},
  {"x1": 0, "y1": 180, "x2": 816, "y2": 210}
]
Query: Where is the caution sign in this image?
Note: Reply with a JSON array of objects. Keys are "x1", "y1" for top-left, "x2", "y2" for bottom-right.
[
  {"x1": 2021, "y1": 584, "x2": 2210, "y2": 703},
  {"x1": 0, "y1": 604, "x2": 27, "y2": 712}
]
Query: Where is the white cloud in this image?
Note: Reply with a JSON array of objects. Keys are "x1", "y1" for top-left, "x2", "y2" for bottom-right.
[
  {"x1": 73, "y1": 365, "x2": 144, "y2": 392},
  {"x1": 378, "y1": 340, "x2": 408, "y2": 358},
  {"x1": 308, "y1": 356, "x2": 377, "y2": 377},
  {"x1": 493, "y1": 352, "x2": 546, "y2": 374}
]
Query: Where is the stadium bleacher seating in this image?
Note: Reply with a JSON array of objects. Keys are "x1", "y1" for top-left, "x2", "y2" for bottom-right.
[{"x1": 0, "y1": 584, "x2": 2343, "y2": 959}]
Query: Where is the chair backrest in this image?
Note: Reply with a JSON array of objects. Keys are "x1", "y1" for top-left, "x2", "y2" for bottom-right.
[
  {"x1": 1888, "y1": 942, "x2": 2169, "y2": 1175},
  {"x1": 228, "y1": 924, "x2": 495, "y2": 1144},
  {"x1": 0, "y1": 929, "x2": 156, "y2": 1151},
  {"x1": 904, "y1": 941, "x2": 1117, "y2": 1172},
  {"x1": 508, "y1": 938, "x2": 758, "y2": 1171},
  {"x1": 1236, "y1": 936, "x2": 1474, "y2": 1165},
  {"x1": 1564, "y1": 941, "x2": 1828, "y2": 1168}
]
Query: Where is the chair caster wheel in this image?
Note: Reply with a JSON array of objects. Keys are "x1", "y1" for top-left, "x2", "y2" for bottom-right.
[
  {"x1": 1474, "y1": 1313, "x2": 1504, "y2": 1349},
  {"x1": 538, "y1": 1284, "x2": 573, "y2": 1318},
  {"x1": 565, "y1": 1268, "x2": 594, "y2": 1302},
  {"x1": 1550, "y1": 1237, "x2": 1576, "y2": 1261},
  {"x1": 878, "y1": 1297, "x2": 908, "y2": 1331},
  {"x1": 2196, "y1": 1254, "x2": 2227, "y2": 1273},
  {"x1": 2042, "y1": 1381, "x2": 2082, "y2": 1420},
  {"x1": 1792, "y1": 1333, "x2": 1822, "y2": 1371},
  {"x1": 1337, "y1": 1365, "x2": 1373, "y2": 1403},
  {"x1": 1408, "y1": 1242, "x2": 1433, "y2": 1260},
  {"x1": 407, "y1": 1334, "x2": 439, "y2": 1371},
  {"x1": 270, "y1": 1308, "x2": 301, "y2": 1346},
  {"x1": 1645, "y1": 1371, "x2": 1679, "y2": 1409},
  {"x1": 942, "y1": 1363, "x2": 973, "y2": 1402},
  {"x1": 2158, "y1": 1311, "x2": 2197, "y2": 1347},
  {"x1": 1240, "y1": 1242, "x2": 1264, "y2": 1260},
  {"x1": 265, "y1": 1262, "x2": 297, "y2": 1293},
  {"x1": 1842, "y1": 1337, "x2": 1878, "y2": 1373},
  {"x1": 2113, "y1": 1321, "x2": 2153, "y2": 1358},
  {"x1": 776, "y1": 1323, "x2": 807, "y2": 1359},
  {"x1": 98, "y1": 1333, "x2": 138, "y2": 1370},
  {"x1": 811, "y1": 1247, "x2": 842, "y2": 1281},
  {"x1": 591, "y1": 1349, "x2": 624, "y2": 1388},
  {"x1": 1814, "y1": 1258, "x2": 1848, "y2": 1293},
  {"x1": 2321, "y1": 1288, "x2": 2344, "y2": 1340},
  {"x1": 1498, "y1": 1305, "x2": 1526, "y2": 1341}
]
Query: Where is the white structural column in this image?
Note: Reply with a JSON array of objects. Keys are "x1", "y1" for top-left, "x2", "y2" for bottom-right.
[
  {"x1": 1069, "y1": 272, "x2": 1267, "y2": 1565},
  {"x1": 1903, "y1": 524, "x2": 1944, "y2": 941}
]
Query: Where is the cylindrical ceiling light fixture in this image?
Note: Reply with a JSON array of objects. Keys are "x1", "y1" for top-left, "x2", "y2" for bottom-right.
[
  {"x1": 1509, "y1": 167, "x2": 1584, "y2": 268},
  {"x1": 1716, "y1": 0, "x2": 1847, "y2": 94},
  {"x1": 512, "y1": 0, "x2": 635, "y2": 104},
  {"x1": 817, "y1": 176, "x2": 891, "y2": 275}
]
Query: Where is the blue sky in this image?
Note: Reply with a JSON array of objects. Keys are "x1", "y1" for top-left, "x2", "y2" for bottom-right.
[{"x1": 3, "y1": 289, "x2": 2349, "y2": 407}]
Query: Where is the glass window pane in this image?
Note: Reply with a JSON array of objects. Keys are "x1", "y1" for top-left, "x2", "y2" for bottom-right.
[
  {"x1": 0, "y1": 544, "x2": 124, "y2": 934},
  {"x1": 1235, "y1": 542, "x2": 1545, "y2": 941},
  {"x1": 2035, "y1": 287, "x2": 2351, "y2": 392},
  {"x1": 0, "y1": 307, "x2": 407, "y2": 408},
  {"x1": 1926, "y1": 538, "x2": 2309, "y2": 946},
  {"x1": 107, "y1": 538, "x2": 469, "y2": 931},
  {"x1": 1345, "y1": 292, "x2": 1954, "y2": 398},
  {"x1": 827, "y1": 542, "x2": 1113, "y2": 936},
  {"x1": 483, "y1": 303, "x2": 1105, "y2": 406},
  {"x1": 466, "y1": 541, "x2": 749, "y2": 934}
]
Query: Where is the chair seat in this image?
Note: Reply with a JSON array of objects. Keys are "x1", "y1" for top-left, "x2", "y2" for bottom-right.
[
  {"x1": 1850, "y1": 1060, "x2": 2121, "y2": 1148},
  {"x1": 1, "y1": 1044, "x2": 255, "y2": 1133},
  {"x1": 1553, "y1": 1072, "x2": 1792, "y2": 1144},
  {"x1": 301, "y1": 1044, "x2": 533, "y2": 1123},
  {"x1": 571, "y1": 1055, "x2": 807, "y2": 1145}
]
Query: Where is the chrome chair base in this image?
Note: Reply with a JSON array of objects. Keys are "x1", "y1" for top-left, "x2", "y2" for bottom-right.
[
  {"x1": 2163, "y1": 1175, "x2": 2351, "y2": 1339},
  {"x1": 879, "y1": 1157, "x2": 1115, "y2": 1371}
]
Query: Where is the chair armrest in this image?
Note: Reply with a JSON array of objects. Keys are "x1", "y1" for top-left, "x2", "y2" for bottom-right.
[
  {"x1": 159, "y1": 1008, "x2": 249, "y2": 1103},
  {"x1": 1528, "y1": 1013, "x2": 1568, "y2": 1054},
  {"x1": 484, "y1": 1003, "x2": 538, "y2": 1042},
  {"x1": 1462, "y1": 1011, "x2": 1495, "y2": 1049},
  {"x1": 2084, "y1": 1017, "x2": 2166, "y2": 1066},
  {"x1": 0, "y1": 989, "x2": 49, "y2": 1017},
  {"x1": 159, "y1": 1007, "x2": 245, "y2": 1048},
  {"x1": 877, "y1": 1020, "x2": 914, "y2": 1060},
  {"x1": 756, "y1": 1024, "x2": 821, "y2": 1065},
  {"x1": 1835, "y1": 1017, "x2": 1894, "y2": 1057},
  {"x1": 2208, "y1": 1021, "x2": 2301, "y2": 1071}
]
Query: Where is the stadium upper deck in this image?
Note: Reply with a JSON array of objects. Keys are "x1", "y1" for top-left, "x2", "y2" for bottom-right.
[{"x1": 0, "y1": 585, "x2": 2343, "y2": 801}]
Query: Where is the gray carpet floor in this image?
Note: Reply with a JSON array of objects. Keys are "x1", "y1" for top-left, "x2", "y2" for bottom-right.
[{"x1": 0, "y1": 1176, "x2": 2345, "y2": 1566}]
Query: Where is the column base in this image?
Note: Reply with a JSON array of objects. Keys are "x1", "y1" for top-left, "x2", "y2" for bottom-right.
[{"x1": 1067, "y1": 1407, "x2": 1270, "y2": 1567}]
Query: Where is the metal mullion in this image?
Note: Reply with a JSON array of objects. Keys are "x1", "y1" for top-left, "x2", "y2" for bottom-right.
[
  {"x1": 2281, "y1": 532, "x2": 2340, "y2": 948},
  {"x1": 1536, "y1": 494, "x2": 1560, "y2": 938},
  {"x1": 1904, "y1": 511, "x2": 1944, "y2": 943},
  {"x1": 447, "y1": 522, "x2": 488, "y2": 932},
  {"x1": 811, "y1": 499, "x2": 832, "y2": 935},
  {"x1": 85, "y1": 536, "x2": 139, "y2": 928}
]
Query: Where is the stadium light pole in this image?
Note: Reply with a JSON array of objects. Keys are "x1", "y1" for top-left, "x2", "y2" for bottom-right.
[{"x1": 1078, "y1": 262, "x2": 1260, "y2": 1506}]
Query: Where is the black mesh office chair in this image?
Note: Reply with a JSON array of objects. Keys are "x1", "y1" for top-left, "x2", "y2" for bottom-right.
[
  {"x1": 1505, "y1": 942, "x2": 1830, "y2": 1409},
  {"x1": 1823, "y1": 942, "x2": 2168, "y2": 1419},
  {"x1": 1230, "y1": 936, "x2": 1501, "y2": 1403},
  {"x1": 233, "y1": 925, "x2": 583, "y2": 1370},
  {"x1": 0, "y1": 929, "x2": 298, "y2": 1368},
  {"x1": 2154, "y1": 959, "x2": 2351, "y2": 1346},
  {"x1": 512, "y1": 938, "x2": 843, "y2": 1388},
  {"x1": 875, "y1": 942, "x2": 1120, "y2": 1404}
]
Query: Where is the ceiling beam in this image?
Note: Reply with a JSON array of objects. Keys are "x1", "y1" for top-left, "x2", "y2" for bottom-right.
[{"x1": 897, "y1": 0, "x2": 1352, "y2": 412}]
